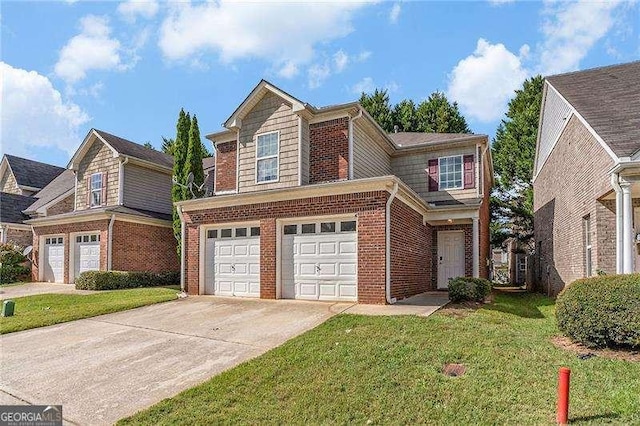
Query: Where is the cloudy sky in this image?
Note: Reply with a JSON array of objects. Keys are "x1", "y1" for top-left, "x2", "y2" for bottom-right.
[{"x1": 2, "y1": 0, "x2": 639, "y2": 167}]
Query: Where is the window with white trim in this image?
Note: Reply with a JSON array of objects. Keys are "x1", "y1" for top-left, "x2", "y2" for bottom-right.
[
  {"x1": 256, "y1": 132, "x2": 279, "y2": 183},
  {"x1": 90, "y1": 173, "x2": 103, "y2": 207},
  {"x1": 438, "y1": 156, "x2": 463, "y2": 190}
]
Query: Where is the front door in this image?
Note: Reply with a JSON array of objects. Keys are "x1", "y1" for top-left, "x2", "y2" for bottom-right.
[{"x1": 437, "y1": 231, "x2": 465, "y2": 289}]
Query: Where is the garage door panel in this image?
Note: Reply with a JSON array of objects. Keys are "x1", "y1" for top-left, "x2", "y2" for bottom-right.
[
  {"x1": 299, "y1": 262, "x2": 317, "y2": 276},
  {"x1": 339, "y1": 241, "x2": 357, "y2": 254},
  {"x1": 339, "y1": 284, "x2": 357, "y2": 298},
  {"x1": 299, "y1": 242, "x2": 317, "y2": 255},
  {"x1": 234, "y1": 245, "x2": 248, "y2": 256},
  {"x1": 318, "y1": 263, "x2": 337, "y2": 276},
  {"x1": 218, "y1": 245, "x2": 233, "y2": 256},
  {"x1": 298, "y1": 282, "x2": 319, "y2": 299},
  {"x1": 249, "y1": 244, "x2": 260, "y2": 256},
  {"x1": 205, "y1": 234, "x2": 260, "y2": 297},
  {"x1": 319, "y1": 242, "x2": 337, "y2": 255},
  {"x1": 339, "y1": 263, "x2": 357, "y2": 275}
]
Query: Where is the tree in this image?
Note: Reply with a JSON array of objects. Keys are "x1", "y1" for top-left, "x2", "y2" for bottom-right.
[
  {"x1": 415, "y1": 92, "x2": 470, "y2": 133},
  {"x1": 392, "y1": 99, "x2": 417, "y2": 132},
  {"x1": 143, "y1": 141, "x2": 155, "y2": 150},
  {"x1": 161, "y1": 137, "x2": 175, "y2": 156},
  {"x1": 359, "y1": 89, "x2": 394, "y2": 132},
  {"x1": 184, "y1": 115, "x2": 205, "y2": 198},
  {"x1": 491, "y1": 75, "x2": 544, "y2": 250},
  {"x1": 172, "y1": 109, "x2": 191, "y2": 253}
]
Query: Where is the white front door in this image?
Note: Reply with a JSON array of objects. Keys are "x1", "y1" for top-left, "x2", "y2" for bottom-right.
[
  {"x1": 437, "y1": 231, "x2": 465, "y2": 289},
  {"x1": 74, "y1": 234, "x2": 101, "y2": 282},
  {"x1": 43, "y1": 237, "x2": 64, "y2": 283},
  {"x1": 205, "y1": 226, "x2": 260, "y2": 297},
  {"x1": 281, "y1": 219, "x2": 358, "y2": 302}
]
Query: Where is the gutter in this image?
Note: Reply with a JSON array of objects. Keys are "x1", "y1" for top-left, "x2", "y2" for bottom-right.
[
  {"x1": 107, "y1": 214, "x2": 115, "y2": 270},
  {"x1": 610, "y1": 173, "x2": 623, "y2": 274},
  {"x1": 177, "y1": 205, "x2": 186, "y2": 293},
  {"x1": 349, "y1": 108, "x2": 363, "y2": 179},
  {"x1": 385, "y1": 182, "x2": 399, "y2": 304}
]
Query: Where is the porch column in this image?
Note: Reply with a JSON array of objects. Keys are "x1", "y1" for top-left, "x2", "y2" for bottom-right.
[
  {"x1": 621, "y1": 181, "x2": 634, "y2": 274},
  {"x1": 472, "y1": 217, "x2": 479, "y2": 278},
  {"x1": 615, "y1": 183, "x2": 624, "y2": 274}
]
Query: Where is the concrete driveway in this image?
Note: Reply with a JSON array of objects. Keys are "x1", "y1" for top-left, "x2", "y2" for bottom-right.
[
  {"x1": 0, "y1": 297, "x2": 352, "y2": 425},
  {"x1": 0, "y1": 282, "x2": 96, "y2": 299}
]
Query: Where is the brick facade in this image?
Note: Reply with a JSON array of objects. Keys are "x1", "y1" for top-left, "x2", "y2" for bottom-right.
[
  {"x1": 47, "y1": 194, "x2": 75, "y2": 216},
  {"x1": 309, "y1": 118, "x2": 349, "y2": 184},
  {"x1": 214, "y1": 141, "x2": 237, "y2": 192},
  {"x1": 533, "y1": 116, "x2": 616, "y2": 295},
  {"x1": 5, "y1": 228, "x2": 32, "y2": 248},
  {"x1": 111, "y1": 221, "x2": 179, "y2": 273},
  {"x1": 479, "y1": 167, "x2": 491, "y2": 279}
]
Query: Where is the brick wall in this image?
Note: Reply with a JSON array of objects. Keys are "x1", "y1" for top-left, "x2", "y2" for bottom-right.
[
  {"x1": 431, "y1": 224, "x2": 473, "y2": 288},
  {"x1": 6, "y1": 228, "x2": 32, "y2": 248},
  {"x1": 309, "y1": 118, "x2": 349, "y2": 184},
  {"x1": 479, "y1": 164, "x2": 491, "y2": 279},
  {"x1": 183, "y1": 191, "x2": 390, "y2": 303},
  {"x1": 390, "y1": 198, "x2": 431, "y2": 300},
  {"x1": 533, "y1": 115, "x2": 615, "y2": 295},
  {"x1": 47, "y1": 194, "x2": 75, "y2": 216},
  {"x1": 214, "y1": 141, "x2": 237, "y2": 192},
  {"x1": 111, "y1": 221, "x2": 179, "y2": 273},
  {"x1": 32, "y1": 220, "x2": 110, "y2": 283}
]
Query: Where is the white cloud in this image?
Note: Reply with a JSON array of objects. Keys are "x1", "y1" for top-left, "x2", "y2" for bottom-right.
[
  {"x1": 333, "y1": 50, "x2": 349, "y2": 72},
  {"x1": 351, "y1": 77, "x2": 375, "y2": 94},
  {"x1": 389, "y1": 3, "x2": 401, "y2": 24},
  {"x1": 54, "y1": 15, "x2": 127, "y2": 83},
  {"x1": 357, "y1": 51, "x2": 372, "y2": 61},
  {"x1": 307, "y1": 49, "x2": 371, "y2": 88},
  {"x1": 117, "y1": 0, "x2": 159, "y2": 23},
  {"x1": 447, "y1": 39, "x2": 529, "y2": 122},
  {"x1": 158, "y1": 0, "x2": 371, "y2": 72},
  {"x1": 538, "y1": 0, "x2": 625, "y2": 75},
  {"x1": 1, "y1": 62, "x2": 90, "y2": 157},
  {"x1": 278, "y1": 61, "x2": 299, "y2": 78},
  {"x1": 488, "y1": 0, "x2": 514, "y2": 5},
  {"x1": 308, "y1": 63, "x2": 331, "y2": 89}
]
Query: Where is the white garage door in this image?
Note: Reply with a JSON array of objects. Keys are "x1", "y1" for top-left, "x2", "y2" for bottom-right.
[
  {"x1": 74, "y1": 234, "x2": 101, "y2": 282},
  {"x1": 205, "y1": 226, "x2": 260, "y2": 297},
  {"x1": 282, "y1": 219, "x2": 357, "y2": 302},
  {"x1": 43, "y1": 236, "x2": 64, "y2": 283}
]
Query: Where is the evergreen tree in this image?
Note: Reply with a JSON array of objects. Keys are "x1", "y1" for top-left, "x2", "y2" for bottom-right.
[
  {"x1": 359, "y1": 89, "x2": 394, "y2": 132},
  {"x1": 184, "y1": 115, "x2": 205, "y2": 198},
  {"x1": 392, "y1": 99, "x2": 417, "y2": 132},
  {"x1": 172, "y1": 109, "x2": 191, "y2": 252},
  {"x1": 415, "y1": 92, "x2": 470, "y2": 133},
  {"x1": 143, "y1": 141, "x2": 155, "y2": 150},
  {"x1": 161, "y1": 137, "x2": 175, "y2": 156}
]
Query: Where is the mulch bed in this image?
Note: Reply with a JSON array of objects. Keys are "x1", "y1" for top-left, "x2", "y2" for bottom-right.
[
  {"x1": 551, "y1": 336, "x2": 640, "y2": 362},
  {"x1": 438, "y1": 293, "x2": 495, "y2": 318}
]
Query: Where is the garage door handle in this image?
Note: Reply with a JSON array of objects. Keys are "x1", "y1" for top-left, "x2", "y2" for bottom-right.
[
  {"x1": 315, "y1": 265, "x2": 321, "y2": 272},
  {"x1": 231, "y1": 265, "x2": 236, "y2": 272}
]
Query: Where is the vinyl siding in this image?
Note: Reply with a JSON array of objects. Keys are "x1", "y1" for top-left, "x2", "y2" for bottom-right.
[
  {"x1": 238, "y1": 92, "x2": 299, "y2": 192},
  {"x1": 352, "y1": 120, "x2": 392, "y2": 179},
  {"x1": 535, "y1": 83, "x2": 573, "y2": 177},
  {"x1": 75, "y1": 139, "x2": 119, "y2": 210},
  {"x1": 391, "y1": 145, "x2": 479, "y2": 203},
  {"x1": 122, "y1": 163, "x2": 172, "y2": 214}
]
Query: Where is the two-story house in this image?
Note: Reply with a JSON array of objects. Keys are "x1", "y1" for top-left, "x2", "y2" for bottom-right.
[
  {"x1": 177, "y1": 80, "x2": 493, "y2": 304},
  {"x1": 534, "y1": 61, "x2": 640, "y2": 295},
  {"x1": 0, "y1": 154, "x2": 65, "y2": 247},
  {"x1": 26, "y1": 129, "x2": 179, "y2": 283}
]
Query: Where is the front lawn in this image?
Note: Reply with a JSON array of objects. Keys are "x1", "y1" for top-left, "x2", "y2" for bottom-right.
[
  {"x1": 1, "y1": 287, "x2": 178, "y2": 334},
  {"x1": 120, "y1": 293, "x2": 640, "y2": 425}
]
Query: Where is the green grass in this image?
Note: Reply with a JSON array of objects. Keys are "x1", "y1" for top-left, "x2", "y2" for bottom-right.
[
  {"x1": 120, "y1": 293, "x2": 640, "y2": 425},
  {"x1": 1, "y1": 287, "x2": 178, "y2": 334}
]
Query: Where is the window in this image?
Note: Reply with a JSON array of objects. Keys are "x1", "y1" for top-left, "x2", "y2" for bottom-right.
[
  {"x1": 301, "y1": 224, "x2": 316, "y2": 234},
  {"x1": 340, "y1": 221, "x2": 356, "y2": 232},
  {"x1": 250, "y1": 227, "x2": 261, "y2": 236},
  {"x1": 284, "y1": 225, "x2": 297, "y2": 235},
  {"x1": 90, "y1": 173, "x2": 103, "y2": 206},
  {"x1": 583, "y1": 215, "x2": 592, "y2": 277},
  {"x1": 207, "y1": 230, "x2": 218, "y2": 239},
  {"x1": 438, "y1": 156, "x2": 463, "y2": 190},
  {"x1": 256, "y1": 132, "x2": 279, "y2": 183},
  {"x1": 76, "y1": 236, "x2": 82, "y2": 243},
  {"x1": 220, "y1": 228, "x2": 232, "y2": 238},
  {"x1": 321, "y1": 222, "x2": 336, "y2": 233},
  {"x1": 235, "y1": 228, "x2": 247, "y2": 237}
]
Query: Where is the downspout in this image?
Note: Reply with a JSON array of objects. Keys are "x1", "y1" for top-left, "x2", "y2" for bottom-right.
[
  {"x1": 349, "y1": 108, "x2": 363, "y2": 180},
  {"x1": 107, "y1": 214, "x2": 115, "y2": 270},
  {"x1": 611, "y1": 173, "x2": 623, "y2": 274},
  {"x1": 385, "y1": 181, "x2": 399, "y2": 304},
  {"x1": 177, "y1": 205, "x2": 186, "y2": 293},
  {"x1": 118, "y1": 157, "x2": 129, "y2": 205}
]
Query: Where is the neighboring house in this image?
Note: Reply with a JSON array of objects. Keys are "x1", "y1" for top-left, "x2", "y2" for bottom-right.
[
  {"x1": 26, "y1": 129, "x2": 179, "y2": 284},
  {"x1": 533, "y1": 61, "x2": 640, "y2": 295},
  {"x1": 491, "y1": 239, "x2": 526, "y2": 285},
  {"x1": 202, "y1": 156, "x2": 215, "y2": 195},
  {"x1": 0, "y1": 154, "x2": 65, "y2": 246},
  {"x1": 176, "y1": 80, "x2": 493, "y2": 304}
]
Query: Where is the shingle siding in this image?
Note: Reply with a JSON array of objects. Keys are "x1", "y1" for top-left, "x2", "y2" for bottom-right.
[
  {"x1": 75, "y1": 140, "x2": 119, "y2": 210},
  {"x1": 0, "y1": 172, "x2": 21, "y2": 195}
]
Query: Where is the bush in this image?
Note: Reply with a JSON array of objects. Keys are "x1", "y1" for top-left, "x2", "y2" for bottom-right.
[
  {"x1": 556, "y1": 274, "x2": 640, "y2": 349},
  {"x1": 448, "y1": 277, "x2": 492, "y2": 302},
  {"x1": 0, "y1": 243, "x2": 30, "y2": 284},
  {"x1": 75, "y1": 270, "x2": 180, "y2": 290}
]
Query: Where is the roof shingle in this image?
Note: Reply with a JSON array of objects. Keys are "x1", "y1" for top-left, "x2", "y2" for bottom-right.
[
  {"x1": 22, "y1": 170, "x2": 75, "y2": 214},
  {"x1": 94, "y1": 129, "x2": 174, "y2": 169},
  {"x1": 1, "y1": 192, "x2": 38, "y2": 224},
  {"x1": 4, "y1": 155, "x2": 65, "y2": 191}
]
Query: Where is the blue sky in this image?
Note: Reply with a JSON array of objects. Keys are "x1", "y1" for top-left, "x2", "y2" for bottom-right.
[{"x1": 2, "y1": 0, "x2": 639, "y2": 167}]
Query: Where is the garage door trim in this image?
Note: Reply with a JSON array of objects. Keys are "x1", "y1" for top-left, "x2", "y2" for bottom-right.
[
  {"x1": 69, "y1": 231, "x2": 102, "y2": 283},
  {"x1": 39, "y1": 234, "x2": 65, "y2": 283}
]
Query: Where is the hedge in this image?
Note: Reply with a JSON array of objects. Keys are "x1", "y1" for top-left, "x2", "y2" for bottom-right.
[
  {"x1": 75, "y1": 270, "x2": 180, "y2": 291},
  {"x1": 0, "y1": 243, "x2": 30, "y2": 284},
  {"x1": 448, "y1": 277, "x2": 492, "y2": 302},
  {"x1": 556, "y1": 274, "x2": 640, "y2": 349}
]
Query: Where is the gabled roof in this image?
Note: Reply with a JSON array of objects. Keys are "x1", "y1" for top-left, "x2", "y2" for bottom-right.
[
  {"x1": 388, "y1": 132, "x2": 486, "y2": 148},
  {"x1": 547, "y1": 61, "x2": 640, "y2": 158},
  {"x1": 68, "y1": 129, "x2": 174, "y2": 171},
  {"x1": 0, "y1": 192, "x2": 37, "y2": 224},
  {"x1": 1, "y1": 155, "x2": 64, "y2": 192},
  {"x1": 202, "y1": 157, "x2": 215, "y2": 170},
  {"x1": 22, "y1": 169, "x2": 75, "y2": 215}
]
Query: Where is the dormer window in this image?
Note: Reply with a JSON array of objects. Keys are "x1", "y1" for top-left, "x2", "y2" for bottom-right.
[
  {"x1": 90, "y1": 173, "x2": 103, "y2": 206},
  {"x1": 256, "y1": 131, "x2": 279, "y2": 183}
]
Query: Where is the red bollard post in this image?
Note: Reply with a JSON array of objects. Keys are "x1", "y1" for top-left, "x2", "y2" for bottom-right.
[{"x1": 557, "y1": 367, "x2": 571, "y2": 424}]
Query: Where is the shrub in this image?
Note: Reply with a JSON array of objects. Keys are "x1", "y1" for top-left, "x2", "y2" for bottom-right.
[
  {"x1": 556, "y1": 274, "x2": 640, "y2": 349},
  {"x1": 448, "y1": 277, "x2": 492, "y2": 302},
  {"x1": 0, "y1": 243, "x2": 30, "y2": 284},
  {"x1": 75, "y1": 270, "x2": 180, "y2": 290}
]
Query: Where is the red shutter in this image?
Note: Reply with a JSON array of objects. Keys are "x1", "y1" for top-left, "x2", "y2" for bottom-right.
[
  {"x1": 463, "y1": 155, "x2": 475, "y2": 189},
  {"x1": 101, "y1": 172, "x2": 108, "y2": 205},
  {"x1": 86, "y1": 176, "x2": 91, "y2": 206},
  {"x1": 427, "y1": 159, "x2": 439, "y2": 192}
]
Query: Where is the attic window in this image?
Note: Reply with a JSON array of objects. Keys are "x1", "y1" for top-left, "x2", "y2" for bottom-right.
[
  {"x1": 90, "y1": 173, "x2": 103, "y2": 206},
  {"x1": 256, "y1": 131, "x2": 279, "y2": 183}
]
